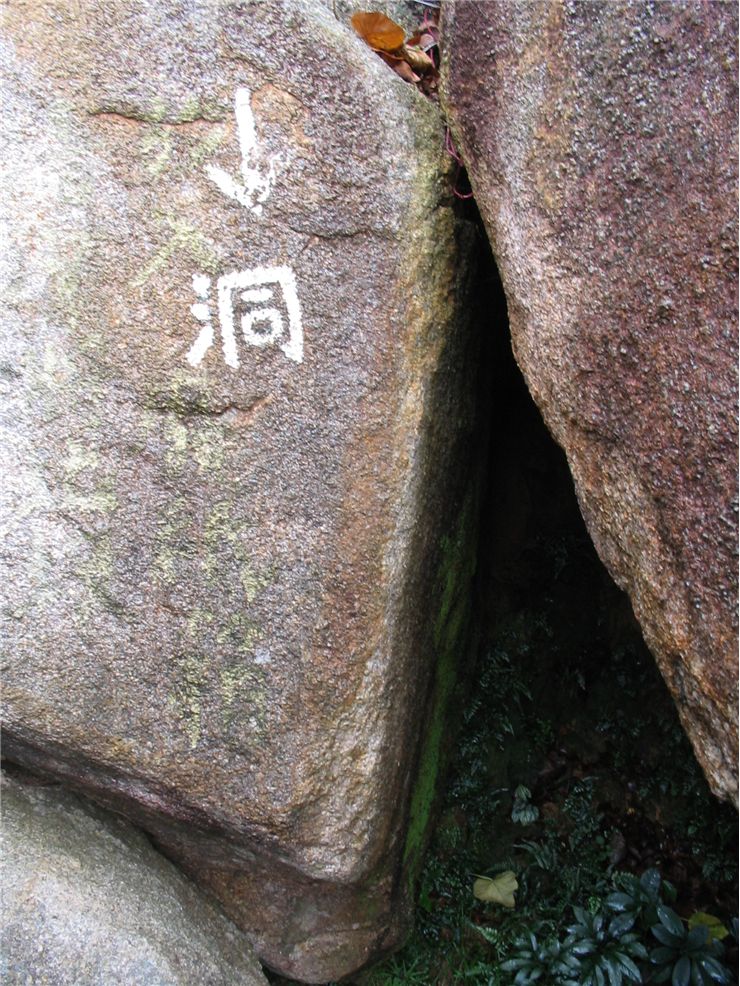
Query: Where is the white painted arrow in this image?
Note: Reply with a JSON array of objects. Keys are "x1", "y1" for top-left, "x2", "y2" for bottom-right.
[{"x1": 205, "y1": 87, "x2": 276, "y2": 216}]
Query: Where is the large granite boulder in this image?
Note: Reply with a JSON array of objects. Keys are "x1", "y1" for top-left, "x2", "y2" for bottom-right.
[
  {"x1": 1, "y1": 0, "x2": 482, "y2": 980},
  {"x1": 442, "y1": 0, "x2": 738, "y2": 802},
  {"x1": 1, "y1": 771, "x2": 268, "y2": 986}
]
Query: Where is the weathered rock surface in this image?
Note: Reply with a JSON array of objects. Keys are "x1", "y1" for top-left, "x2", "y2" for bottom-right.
[
  {"x1": 442, "y1": 1, "x2": 738, "y2": 802},
  {"x1": 1, "y1": 771, "x2": 268, "y2": 986},
  {"x1": 1, "y1": 1, "x2": 482, "y2": 980}
]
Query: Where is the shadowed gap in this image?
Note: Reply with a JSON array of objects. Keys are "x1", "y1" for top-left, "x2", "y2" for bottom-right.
[{"x1": 376, "y1": 203, "x2": 740, "y2": 986}]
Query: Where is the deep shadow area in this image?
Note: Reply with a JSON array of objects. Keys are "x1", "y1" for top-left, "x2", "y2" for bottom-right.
[
  {"x1": 357, "y1": 219, "x2": 738, "y2": 986},
  {"x1": 473, "y1": 246, "x2": 738, "y2": 916}
]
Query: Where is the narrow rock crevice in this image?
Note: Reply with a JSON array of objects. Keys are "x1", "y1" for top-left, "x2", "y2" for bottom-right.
[
  {"x1": 397, "y1": 194, "x2": 739, "y2": 986},
  {"x1": 463, "y1": 197, "x2": 736, "y2": 824}
]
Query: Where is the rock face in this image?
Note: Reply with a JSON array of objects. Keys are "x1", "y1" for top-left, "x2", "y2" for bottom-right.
[
  {"x1": 442, "y1": 1, "x2": 738, "y2": 802},
  {"x1": 1, "y1": 771, "x2": 269, "y2": 986},
  {"x1": 1, "y1": 1, "x2": 482, "y2": 980}
]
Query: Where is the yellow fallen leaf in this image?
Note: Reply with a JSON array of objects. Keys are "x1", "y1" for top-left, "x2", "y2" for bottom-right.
[
  {"x1": 473, "y1": 870, "x2": 518, "y2": 908},
  {"x1": 400, "y1": 44, "x2": 435, "y2": 75},
  {"x1": 688, "y1": 912, "x2": 729, "y2": 942}
]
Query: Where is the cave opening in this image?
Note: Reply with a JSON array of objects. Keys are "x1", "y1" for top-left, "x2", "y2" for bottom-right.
[{"x1": 357, "y1": 209, "x2": 739, "y2": 985}]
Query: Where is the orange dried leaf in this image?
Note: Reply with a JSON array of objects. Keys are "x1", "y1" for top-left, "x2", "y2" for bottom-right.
[
  {"x1": 351, "y1": 11, "x2": 406, "y2": 53},
  {"x1": 401, "y1": 44, "x2": 435, "y2": 75}
]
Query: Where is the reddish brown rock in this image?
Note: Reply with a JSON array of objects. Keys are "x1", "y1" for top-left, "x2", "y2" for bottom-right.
[
  {"x1": 0, "y1": 1, "x2": 482, "y2": 980},
  {"x1": 442, "y1": 1, "x2": 738, "y2": 801}
]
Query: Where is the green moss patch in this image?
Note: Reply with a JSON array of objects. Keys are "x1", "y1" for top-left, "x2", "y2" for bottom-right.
[{"x1": 403, "y1": 485, "x2": 480, "y2": 882}]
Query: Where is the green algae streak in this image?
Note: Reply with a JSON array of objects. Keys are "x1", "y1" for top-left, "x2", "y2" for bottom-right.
[{"x1": 403, "y1": 485, "x2": 480, "y2": 882}]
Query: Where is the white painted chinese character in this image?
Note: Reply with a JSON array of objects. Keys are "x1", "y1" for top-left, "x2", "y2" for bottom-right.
[{"x1": 187, "y1": 266, "x2": 304, "y2": 368}]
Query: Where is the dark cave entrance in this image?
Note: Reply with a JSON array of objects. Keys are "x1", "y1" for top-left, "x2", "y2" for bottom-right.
[{"x1": 389, "y1": 209, "x2": 740, "y2": 983}]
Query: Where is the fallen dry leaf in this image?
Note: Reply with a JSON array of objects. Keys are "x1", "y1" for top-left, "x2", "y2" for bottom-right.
[
  {"x1": 377, "y1": 51, "x2": 420, "y2": 84},
  {"x1": 472, "y1": 871, "x2": 518, "y2": 908},
  {"x1": 351, "y1": 11, "x2": 405, "y2": 52},
  {"x1": 352, "y1": 10, "x2": 437, "y2": 83},
  {"x1": 401, "y1": 44, "x2": 435, "y2": 75}
]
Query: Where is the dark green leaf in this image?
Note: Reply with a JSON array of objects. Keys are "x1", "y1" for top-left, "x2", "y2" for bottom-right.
[
  {"x1": 697, "y1": 955, "x2": 731, "y2": 983},
  {"x1": 657, "y1": 905, "x2": 685, "y2": 937},
  {"x1": 615, "y1": 953, "x2": 643, "y2": 981},
  {"x1": 501, "y1": 959, "x2": 524, "y2": 971},
  {"x1": 641, "y1": 868, "x2": 662, "y2": 899},
  {"x1": 610, "y1": 913, "x2": 637, "y2": 937},
  {"x1": 662, "y1": 880, "x2": 678, "y2": 905},
  {"x1": 672, "y1": 955, "x2": 691, "y2": 986},
  {"x1": 686, "y1": 925, "x2": 709, "y2": 950},
  {"x1": 652, "y1": 926, "x2": 683, "y2": 947},
  {"x1": 626, "y1": 939, "x2": 649, "y2": 960},
  {"x1": 693, "y1": 963, "x2": 709, "y2": 986},
  {"x1": 652, "y1": 946, "x2": 679, "y2": 963},
  {"x1": 561, "y1": 950, "x2": 581, "y2": 969},
  {"x1": 571, "y1": 940, "x2": 597, "y2": 956},
  {"x1": 604, "y1": 956, "x2": 623, "y2": 986},
  {"x1": 607, "y1": 893, "x2": 636, "y2": 913},
  {"x1": 691, "y1": 959, "x2": 710, "y2": 986}
]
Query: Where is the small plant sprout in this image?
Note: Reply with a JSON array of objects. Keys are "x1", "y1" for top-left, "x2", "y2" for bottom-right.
[
  {"x1": 606, "y1": 867, "x2": 674, "y2": 933},
  {"x1": 511, "y1": 785, "x2": 540, "y2": 825},
  {"x1": 649, "y1": 904, "x2": 731, "y2": 986}
]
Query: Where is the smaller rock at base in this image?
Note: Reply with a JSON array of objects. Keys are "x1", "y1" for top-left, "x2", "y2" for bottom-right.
[{"x1": 0, "y1": 770, "x2": 269, "y2": 986}]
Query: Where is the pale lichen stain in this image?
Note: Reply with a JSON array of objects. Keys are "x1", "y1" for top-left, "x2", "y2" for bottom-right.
[
  {"x1": 161, "y1": 497, "x2": 274, "y2": 749},
  {"x1": 129, "y1": 214, "x2": 219, "y2": 289},
  {"x1": 168, "y1": 653, "x2": 208, "y2": 750},
  {"x1": 219, "y1": 664, "x2": 267, "y2": 733},
  {"x1": 138, "y1": 114, "x2": 226, "y2": 178},
  {"x1": 152, "y1": 495, "x2": 190, "y2": 587},
  {"x1": 191, "y1": 426, "x2": 226, "y2": 474},
  {"x1": 61, "y1": 441, "x2": 118, "y2": 515},
  {"x1": 59, "y1": 440, "x2": 121, "y2": 618},
  {"x1": 201, "y1": 500, "x2": 273, "y2": 601},
  {"x1": 169, "y1": 648, "x2": 269, "y2": 749}
]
